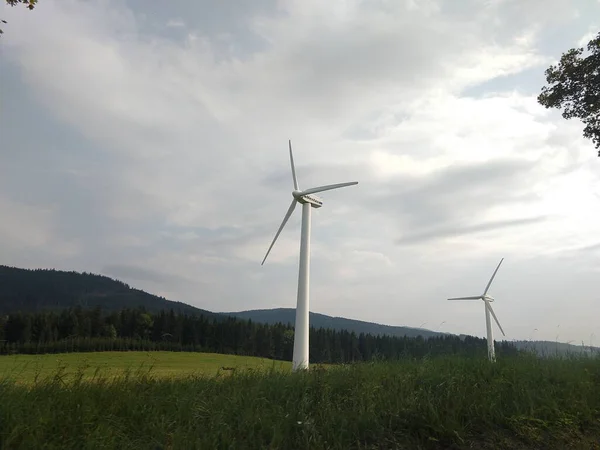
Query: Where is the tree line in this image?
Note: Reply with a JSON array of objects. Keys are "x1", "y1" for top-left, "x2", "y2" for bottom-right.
[{"x1": 0, "y1": 307, "x2": 518, "y2": 363}]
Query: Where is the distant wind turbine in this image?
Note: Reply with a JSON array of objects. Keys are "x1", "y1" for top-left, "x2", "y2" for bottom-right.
[
  {"x1": 448, "y1": 258, "x2": 506, "y2": 362},
  {"x1": 261, "y1": 140, "x2": 358, "y2": 371}
]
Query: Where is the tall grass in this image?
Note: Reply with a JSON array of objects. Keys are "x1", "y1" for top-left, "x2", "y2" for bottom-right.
[{"x1": 1, "y1": 354, "x2": 598, "y2": 449}]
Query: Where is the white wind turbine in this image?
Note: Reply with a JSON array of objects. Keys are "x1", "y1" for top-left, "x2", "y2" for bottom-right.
[
  {"x1": 448, "y1": 258, "x2": 506, "y2": 362},
  {"x1": 261, "y1": 140, "x2": 358, "y2": 371}
]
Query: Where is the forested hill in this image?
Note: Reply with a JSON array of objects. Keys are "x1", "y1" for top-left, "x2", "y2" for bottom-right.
[
  {"x1": 0, "y1": 265, "x2": 444, "y2": 340},
  {"x1": 0, "y1": 265, "x2": 213, "y2": 316},
  {"x1": 222, "y1": 308, "x2": 445, "y2": 339},
  {"x1": 0, "y1": 266, "x2": 596, "y2": 357}
]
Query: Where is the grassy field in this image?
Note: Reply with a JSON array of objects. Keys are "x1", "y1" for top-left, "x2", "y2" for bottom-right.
[
  {"x1": 0, "y1": 353, "x2": 599, "y2": 449},
  {"x1": 0, "y1": 351, "x2": 290, "y2": 384}
]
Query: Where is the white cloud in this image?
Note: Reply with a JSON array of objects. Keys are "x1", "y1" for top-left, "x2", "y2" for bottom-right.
[{"x1": 0, "y1": 0, "x2": 599, "y2": 344}]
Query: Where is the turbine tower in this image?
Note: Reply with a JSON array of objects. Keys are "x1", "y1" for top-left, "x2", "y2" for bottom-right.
[
  {"x1": 448, "y1": 258, "x2": 506, "y2": 362},
  {"x1": 261, "y1": 140, "x2": 358, "y2": 371}
]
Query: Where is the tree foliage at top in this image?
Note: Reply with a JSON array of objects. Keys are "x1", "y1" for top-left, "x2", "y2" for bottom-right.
[
  {"x1": 5, "y1": 0, "x2": 36, "y2": 7},
  {"x1": 538, "y1": 31, "x2": 600, "y2": 157},
  {"x1": 1, "y1": 0, "x2": 37, "y2": 35}
]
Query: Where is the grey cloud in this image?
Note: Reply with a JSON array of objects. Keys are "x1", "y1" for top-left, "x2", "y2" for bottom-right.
[
  {"x1": 216, "y1": 0, "x2": 554, "y2": 131},
  {"x1": 0, "y1": 91, "x2": 180, "y2": 271},
  {"x1": 440, "y1": 0, "x2": 579, "y2": 27},
  {"x1": 579, "y1": 242, "x2": 600, "y2": 253},
  {"x1": 406, "y1": 158, "x2": 533, "y2": 195},
  {"x1": 396, "y1": 216, "x2": 549, "y2": 246},
  {"x1": 0, "y1": 0, "x2": 581, "y2": 144},
  {"x1": 555, "y1": 241, "x2": 600, "y2": 259},
  {"x1": 122, "y1": 0, "x2": 275, "y2": 53},
  {"x1": 0, "y1": 84, "x2": 166, "y2": 256},
  {"x1": 365, "y1": 158, "x2": 540, "y2": 228},
  {"x1": 1, "y1": 22, "x2": 252, "y2": 249},
  {"x1": 257, "y1": 157, "x2": 547, "y2": 252}
]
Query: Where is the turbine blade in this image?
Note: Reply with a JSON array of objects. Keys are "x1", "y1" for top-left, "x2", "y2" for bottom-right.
[
  {"x1": 448, "y1": 296, "x2": 482, "y2": 300},
  {"x1": 486, "y1": 302, "x2": 505, "y2": 336},
  {"x1": 261, "y1": 199, "x2": 297, "y2": 265},
  {"x1": 289, "y1": 140, "x2": 299, "y2": 191},
  {"x1": 483, "y1": 257, "x2": 504, "y2": 295},
  {"x1": 301, "y1": 181, "x2": 358, "y2": 196}
]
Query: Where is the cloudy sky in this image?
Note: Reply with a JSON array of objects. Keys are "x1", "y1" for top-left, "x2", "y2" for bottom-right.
[{"x1": 1, "y1": 0, "x2": 599, "y2": 345}]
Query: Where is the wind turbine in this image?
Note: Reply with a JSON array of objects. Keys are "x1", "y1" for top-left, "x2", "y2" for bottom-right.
[
  {"x1": 448, "y1": 258, "x2": 506, "y2": 362},
  {"x1": 261, "y1": 140, "x2": 358, "y2": 371}
]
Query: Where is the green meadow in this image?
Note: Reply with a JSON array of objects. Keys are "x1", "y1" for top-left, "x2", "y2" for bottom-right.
[
  {"x1": 0, "y1": 352, "x2": 599, "y2": 449},
  {"x1": 0, "y1": 352, "x2": 291, "y2": 384},
  {"x1": 0, "y1": 351, "x2": 290, "y2": 385}
]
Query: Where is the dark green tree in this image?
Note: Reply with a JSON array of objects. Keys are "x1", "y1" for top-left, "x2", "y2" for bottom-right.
[
  {"x1": 538, "y1": 31, "x2": 600, "y2": 156},
  {"x1": 101, "y1": 324, "x2": 117, "y2": 339}
]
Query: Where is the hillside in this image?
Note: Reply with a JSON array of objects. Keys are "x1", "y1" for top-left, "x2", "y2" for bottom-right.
[
  {"x1": 222, "y1": 308, "x2": 445, "y2": 339},
  {"x1": 1, "y1": 265, "x2": 596, "y2": 356},
  {"x1": 0, "y1": 265, "x2": 214, "y2": 317},
  {"x1": 0, "y1": 265, "x2": 445, "y2": 339}
]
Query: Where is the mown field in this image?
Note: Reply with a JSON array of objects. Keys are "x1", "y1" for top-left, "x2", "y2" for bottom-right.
[
  {"x1": 0, "y1": 352, "x2": 599, "y2": 449},
  {"x1": 0, "y1": 351, "x2": 290, "y2": 384}
]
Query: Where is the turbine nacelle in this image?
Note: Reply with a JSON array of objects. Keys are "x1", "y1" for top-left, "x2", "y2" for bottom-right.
[{"x1": 292, "y1": 190, "x2": 324, "y2": 208}]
